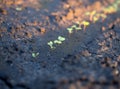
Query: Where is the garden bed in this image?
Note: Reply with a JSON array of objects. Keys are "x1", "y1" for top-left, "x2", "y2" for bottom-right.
[{"x1": 0, "y1": 0, "x2": 120, "y2": 89}]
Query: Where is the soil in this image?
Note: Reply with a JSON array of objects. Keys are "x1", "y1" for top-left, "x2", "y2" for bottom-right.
[{"x1": 0, "y1": 0, "x2": 120, "y2": 89}]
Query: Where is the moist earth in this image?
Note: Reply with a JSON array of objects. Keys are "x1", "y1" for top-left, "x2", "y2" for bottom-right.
[{"x1": 0, "y1": 0, "x2": 120, "y2": 89}]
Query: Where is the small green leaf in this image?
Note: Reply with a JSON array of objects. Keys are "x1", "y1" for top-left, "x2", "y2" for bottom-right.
[
  {"x1": 67, "y1": 28, "x2": 73, "y2": 34},
  {"x1": 32, "y1": 52, "x2": 39, "y2": 58},
  {"x1": 82, "y1": 21, "x2": 90, "y2": 26},
  {"x1": 71, "y1": 25, "x2": 77, "y2": 28},
  {"x1": 75, "y1": 27, "x2": 82, "y2": 30},
  {"x1": 16, "y1": 7, "x2": 22, "y2": 11},
  {"x1": 58, "y1": 36, "x2": 65, "y2": 41},
  {"x1": 54, "y1": 40, "x2": 62, "y2": 44},
  {"x1": 47, "y1": 41, "x2": 54, "y2": 49}
]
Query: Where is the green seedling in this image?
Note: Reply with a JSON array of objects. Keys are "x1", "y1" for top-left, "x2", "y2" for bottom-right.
[
  {"x1": 72, "y1": 25, "x2": 82, "y2": 30},
  {"x1": 91, "y1": 10, "x2": 96, "y2": 16},
  {"x1": 103, "y1": 0, "x2": 120, "y2": 13},
  {"x1": 82, "y1": 21, "x2": 90, "y2": 26},
  {"x1": 48, "y1": 36, "x2": 65, "y2": 49},
  {"x1": 47, "y1": 41, "x2": 55, "y2": 49},
  {"x1": 113, "y1": 0, "x2": 120, "y2": 10},
  {"x1": 58, "y1": 36, "x2": 66, "y2": 41},
  {"x1": 32, "y1": 52, "x2": 39, "y2": 58},
  {"x1": 85, "y1": 10, "x2": 96, "y2": 16},
  {"x1": 71, "y1": 25, "x2": 77, "y2": 28},
  {"x1": 16, "y1": 7, "x2": 22, "y2": 11},
  {"x1": 54, "y1": 36, "x2": 65, "y2": 44},
  {"x1": 67, "y1": 24, "x2": 82, "y2": 34},
  {"x1": 104, "y1": 6, "x2": 117, "y2": 13},
  {"x1": 54, "y1": 40, "x2": 62, "y2": 44},
  {"x1": 93, "y1": 16, "x2": 99, "y2": 22},
  {"x1": 67, "y1": 28, "x2": 73, "y2": 34},
  {"x1": 81, "y1": 21, "x2": 90, "y2": 30},
  {"x1": 100, "y1": 14, "x2": 107, "y2": 18},
  {"x1": 75, "y1": 27, "x2": 82, "y2": 30}
]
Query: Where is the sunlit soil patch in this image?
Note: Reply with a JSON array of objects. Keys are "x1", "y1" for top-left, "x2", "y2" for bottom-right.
[
  {"x1": 53, "y1": 0, "x2": 120, "y2": 27},
  {"x1": 60, "y1": 0, "x2": 120, "y2": 32},
  {"x1": 0, "y1": 0, "x2": 53, "y2": 9}
]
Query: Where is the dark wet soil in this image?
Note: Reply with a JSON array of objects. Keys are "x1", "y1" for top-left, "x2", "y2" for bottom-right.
[{"x1": 0, "y1": 0, "x2": 120, "y2": 89}]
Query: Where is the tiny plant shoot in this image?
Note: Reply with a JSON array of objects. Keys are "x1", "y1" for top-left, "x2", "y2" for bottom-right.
[
  {"x1": 16, "y1": 7, "x2": 23, "y2": 11},
  {"x1": 32, "y1": 52, "x2": 39, "y2": 58},
  {"x1": 67, "y1": 24, "x2": 82, "y2": 34},
  {"x1": 103, "y1": 0, "x2": 120, "y2": 14},
  {"x1": 81, "y1": 21, "x2": 90, "y2": 26},
  {"x1": 67, "y1": 28, "x2": 73, "y2": 34},
  {"x1": 58, "y1": 36, "x2": 65, "y2": 41},
  {"x1": 47, "y1": 36, "x2": 66, "y2": 49},
  {"x1": 54, "y1": 40, "x2": 62, "y2": 44},
  {"x1": 47, "y1": 41, "x2": 55, "y2": 49}
]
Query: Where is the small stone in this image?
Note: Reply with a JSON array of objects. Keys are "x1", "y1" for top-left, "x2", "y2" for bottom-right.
[
  {"x1": 102, "y1": 26, "x2": 106, "y2": 31},
  {"x1": 63, "y1": 4, "x2": 70, "y2": 9},
  {"x1": 81, "y1": 50, "x2": 91, "y2": 57},
  {"x1": 110, "y1": 61, "x2": 118, "y2": 68},
  {"x1": 0, "y1": 8, "x2": 7, "y2": 15},
  {"x1": 113, "y1": 69, "x2": 119, "y2": 75},
  {"x1": 40, "y1": 27, "x2": 46, "y2": 34},
  {"x1": 69, "y1": 84, "x2": 76, "y2": 89}
]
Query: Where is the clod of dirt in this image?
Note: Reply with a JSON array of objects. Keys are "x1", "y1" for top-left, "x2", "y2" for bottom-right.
[{"x1": 0, "y1": 8, "x2": 7, "y2": 15}]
